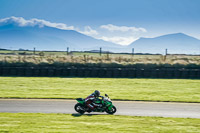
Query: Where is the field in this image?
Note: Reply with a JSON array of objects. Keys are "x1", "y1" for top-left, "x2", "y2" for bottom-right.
[
  {"x1": 0, "y1": 113, "x2": 199, "y2": 133},
  {"x1": 1, "y1": 51, "x2": 200, "y2": 132},
  {"x1": 0, "y1": 77, "x2": 200, "y2": 102},
  {"x1": 0, "y1": 50, "x2": 200, "y2": 67}
]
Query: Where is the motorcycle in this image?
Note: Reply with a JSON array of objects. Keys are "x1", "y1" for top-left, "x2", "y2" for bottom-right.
[{"x1": 74, "y1": 94, "x2": 117, "y2": 114}]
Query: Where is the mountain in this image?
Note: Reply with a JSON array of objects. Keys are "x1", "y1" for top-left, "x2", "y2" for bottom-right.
[
  {"x1": 0, "y1": 17, "x2": 121, "y2": 51},
  {"x1": 128, "y1": 33, "x2": 200, "y2": 54},
  {"x1": 1, "y1": 17, "x2": 200, "y2": 54}
]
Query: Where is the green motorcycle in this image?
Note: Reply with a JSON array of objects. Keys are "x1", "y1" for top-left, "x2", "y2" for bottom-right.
[{"x1": 74, "y1": 94, "x2": 117, "y2": 114}]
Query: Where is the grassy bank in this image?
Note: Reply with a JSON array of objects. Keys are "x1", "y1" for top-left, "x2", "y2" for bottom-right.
[
  {"x1": 0, "y1": 113, "x2": 199, "y2": 133},
  {"x1": 0, "y1": 77, "x2": 200, "y2": 102},
  {"x1": 1, "y1": 51, "x2": 200, "y2": 67}
]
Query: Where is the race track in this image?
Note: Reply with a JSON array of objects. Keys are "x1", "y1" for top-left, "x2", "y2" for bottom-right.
[{"x1": 0, "y1": 99, "x2": 200, "y2": 118}]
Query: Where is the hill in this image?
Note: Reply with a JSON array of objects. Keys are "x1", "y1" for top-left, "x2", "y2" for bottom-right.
[
  {"x1": 0, "y1": 17, "x2": 121, "y2": 51},
  {"x1": 128, "y1": 33, "x2": 200, "y2": 54}
]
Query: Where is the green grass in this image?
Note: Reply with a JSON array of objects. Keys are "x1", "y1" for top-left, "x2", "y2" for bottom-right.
[
  {"x1": 0, "y1": 77, "x2": 200, "y2": 102},
  {"x1": 0, "y1": 113, "x2": 199, "y2": 133},
  {"x1": 0, "y1": 50, "x2": 67, "y2": 55}
]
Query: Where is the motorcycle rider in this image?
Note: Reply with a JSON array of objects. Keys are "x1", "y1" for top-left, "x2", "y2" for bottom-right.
[{"x1": 85, "y1": 90, "x2": 102, "y2": 112}]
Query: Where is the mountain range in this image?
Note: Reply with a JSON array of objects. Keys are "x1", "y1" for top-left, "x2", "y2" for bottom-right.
[
  {"x1": 0, "y1": 17, "x2": 200, "y2": 54},
  {"x1": 128, "y1": 33, "x2": 200, "y2": 54},
  {"x1": 0, "y1": 18, "x2": 122, "y2": 52}
]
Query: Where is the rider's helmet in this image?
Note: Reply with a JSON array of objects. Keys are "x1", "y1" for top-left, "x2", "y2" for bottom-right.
[{"x1": 94, "y1": 90, "x2": 100, "y2": 97}]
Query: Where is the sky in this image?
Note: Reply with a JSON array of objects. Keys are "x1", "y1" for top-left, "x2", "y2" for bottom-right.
[{"x1": 0, "y1": 0, "x2": 200, "y2": 45}]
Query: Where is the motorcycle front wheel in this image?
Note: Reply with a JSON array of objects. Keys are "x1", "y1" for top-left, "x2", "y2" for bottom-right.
[
  {"x1": 74, "y1": 103, "x2": 85, "y2": 114},
  {"x1": 106, "y1": 106, "x2": 117, "y2": 114}
]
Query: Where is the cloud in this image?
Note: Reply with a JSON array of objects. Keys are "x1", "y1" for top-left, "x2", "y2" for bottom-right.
[
  {"x1": 100, "y1": 24, "x2": 147, "y2": 32},
  {"x1": 95, "y1": 24, "x2": 147, "y2": 45},
  {"x1": 79, "y1": 24, "x2": 147, "y2": 45},
  {"x1": 78, "y1": 26, "x2": 98, "y2": 36},
  {"x1": 0, "y1": 16, "x2": 74, "y2": 30},
  {"x1": 99, "y1": 36, "x2": 138, "y2": 46}
]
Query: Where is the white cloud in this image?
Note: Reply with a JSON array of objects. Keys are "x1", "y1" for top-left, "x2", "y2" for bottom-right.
[
  {"x1": 99, "y1": 36, "x2": 138, "y2": 45},
  {"x1": 96, "y1": 24, "x2": 147, "y2": 45},
  {"x1": 79, "y1": 24, "x2": 147, "y2": 45},
  {"x1": 100, "y1": 24, "x2": 147, "y2": 33},
  {"x1": 78, "y1": 26, "x2": 98, "y2": 36},
  {"x1": 0, "y1": 16, "x2": 74, "y2": 30}
]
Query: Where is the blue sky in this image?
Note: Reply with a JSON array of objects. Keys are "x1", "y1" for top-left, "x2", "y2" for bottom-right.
[{"x1": 0, "y1": 0, "x2": 200, "y2": 45}]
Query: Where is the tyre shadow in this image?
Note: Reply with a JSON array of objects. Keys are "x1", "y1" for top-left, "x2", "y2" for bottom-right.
[{"x1": 71, "y1": 113, "x2": 112, "y2": 117}]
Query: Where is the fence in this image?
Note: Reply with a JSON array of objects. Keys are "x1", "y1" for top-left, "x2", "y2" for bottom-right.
[{"x1": 0, "y1": 67, "x2": 199, "y2": 79}]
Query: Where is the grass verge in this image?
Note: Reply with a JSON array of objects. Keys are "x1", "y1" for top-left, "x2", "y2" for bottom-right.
[
  {"x1": 0, "y1": 77, "x2": 200, "y2": 102},
  {"x1": 1, "y1": 52, "x2": 200, "y2": 67},
  {"x1": 0, "y1": 113, "x2": 199, "y2": 133}
]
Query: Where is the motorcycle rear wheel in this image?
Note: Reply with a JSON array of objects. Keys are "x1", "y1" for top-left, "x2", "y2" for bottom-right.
[
  {"x1": 106, "y1": 106, "x2": 117, "y2": 114},
  {"x1": 74, "y1": 103, "x2": 85, "y2": 114}
]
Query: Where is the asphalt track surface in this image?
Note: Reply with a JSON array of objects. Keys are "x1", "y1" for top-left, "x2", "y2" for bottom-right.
[{"x1": 0, "y1": 99, "x2": 200, "y2": 118}]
